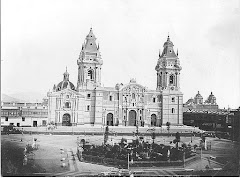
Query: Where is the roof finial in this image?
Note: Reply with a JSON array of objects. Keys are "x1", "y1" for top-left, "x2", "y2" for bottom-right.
[
  {"x1": 167, "y1": 32, "x2": 170, "y2": 41},
  {"x1": 66, "y1": 66, "x2": 67, "y2": 72},
  {"x1": 89, "y1": 26, "x2": 93, "y2": 33},
  {"x1": 98, "y1": 43, "x2": 100, "y2": 50},
  {"x1": 177, "y1": 49, "x2": 178, "y2": 56},
  {"x1": 159, "y1": 49, "x2": 161, "y2": 57}
]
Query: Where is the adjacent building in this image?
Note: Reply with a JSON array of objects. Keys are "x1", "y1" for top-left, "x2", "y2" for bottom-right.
[
  {"x1": 184, "y1": 91, "x2": 218, "y2": 111},
  {"x1": 183, "y1": 92, "x2": 239, "y2": 138},
  {"x1": 47, "y1": 28, "x2": 183, "y2": 127},
  {"x1": 1, "y1": 99, "x2": 48, "y2": 127}
]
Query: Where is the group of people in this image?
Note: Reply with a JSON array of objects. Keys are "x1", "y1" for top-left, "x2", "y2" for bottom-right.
[
  {"x1": 47, "y1": 122, "x2": 57, "y2": 130},
  {"x1": 22, "y1": 138, "x2": 38, "y2": 166}
]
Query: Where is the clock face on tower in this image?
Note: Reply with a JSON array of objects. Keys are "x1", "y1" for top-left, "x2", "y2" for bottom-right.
[{"x1": 171, "y1": 87, "x2": 174, "y2": 90}]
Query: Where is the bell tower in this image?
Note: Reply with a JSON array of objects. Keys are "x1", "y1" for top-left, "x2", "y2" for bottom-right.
[
  {"x1": 77, "y1": 28, "x2": 103, "y2": 90},
  {"x1": 155, "y1": 35, "x2": 183, "y2": 125},
  {"x1": 155, "y1": 35, "x2": 182, "y2": 91}
]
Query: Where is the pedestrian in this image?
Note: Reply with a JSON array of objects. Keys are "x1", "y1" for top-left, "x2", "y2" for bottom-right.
[{"x1": 23, "y1": 155, "x2": 27, "y2": 166}]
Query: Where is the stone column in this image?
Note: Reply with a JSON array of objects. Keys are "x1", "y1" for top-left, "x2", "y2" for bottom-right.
[
  {"x1": 137, "y1": 109, "x2": 139, "y2": 126},
  {"x1": 126, "y1": 109, "x2": 128, "y2": 126},
  {"x1": 165, "y1": 72, "x2": 168, "y2": 87},
  {"x1": 99, "y1": 68, "x2": 101, "y2": 85},
  {"x1": 160, "y1": 74, "x2": 162, "y2": 88},
  {"x1": 174, "y1": 73, "x2": 177, "y2": 87}
]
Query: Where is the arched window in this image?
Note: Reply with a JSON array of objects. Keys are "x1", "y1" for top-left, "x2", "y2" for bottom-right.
[
  {"x1": 65, "y1": 102, "x2": 71, "y2": 108},
  {"x1": 132, "y1": 93, "x2": 135, "y2": 99},
  {"x1": 159, "y1": 75, "x2": 162, "y2": 86},
  {"x1": 106, "y1": 113, "x2": 114, "y2": 126},
  {"x1": 172, "y1": 108, "x2": 175, "y2": 113},
  {"x1": 153, "y1": 97, "x2": 156, "y2": 103},
  {"x1": 169, "y1": 75, "x2": 174, "y2": 84},
  {"x1": 151, "y1": 114, "x2": 157, "y2": 126},
  {"x1": 88, "y1": 70, "x2": 94, "y2": 80}
]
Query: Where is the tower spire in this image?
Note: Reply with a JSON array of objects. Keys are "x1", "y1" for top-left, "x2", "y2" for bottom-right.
[
  {"x1": 177, "y1": 49, "x2": 178, "y2": 56},
  {"x1": 63, "y1": 67, "x2": 69, "y2": 81},
  {"x1": 159, "y1": 49, "x2": 161, "y2": 57},
  {"x1": 167, "y1": 33, "x2": 170, "y2": 41},
  {"x1": 77, "y1": 28, "x2": 103, "y2": 89}
]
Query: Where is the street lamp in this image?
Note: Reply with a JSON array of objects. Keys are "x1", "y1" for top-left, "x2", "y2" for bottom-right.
[
  {"x1": 191, "y1": 131, "x2": 193, "y2": 143},
  {"x1": 72, "y1": 123, "x2": 74, "y2": 135},
  {"x1": 136, "y1": 121, "x2": 139, "y2": 138},
  {"x1": 127, "y1": 153, "x2": 130, "y2": 170}
]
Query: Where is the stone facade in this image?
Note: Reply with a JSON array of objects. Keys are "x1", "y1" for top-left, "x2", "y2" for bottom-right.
[{"x1": 47, "y1": 28, "x2": 183, "y2": 127}]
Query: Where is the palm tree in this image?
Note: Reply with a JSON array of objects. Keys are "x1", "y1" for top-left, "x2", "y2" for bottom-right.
[
  {"x1": 173, "y1": 132, "x2": 180, "y2": 148},
  {"x1": 104, "y1": 126, "x2": 109, "y2": 145},
  {"x1": 166, "y1": 122, "x2": 171, "y2": 137}
]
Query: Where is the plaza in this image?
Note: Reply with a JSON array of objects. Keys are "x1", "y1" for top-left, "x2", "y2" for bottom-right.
[
  {"x1": 2, "y1": 1, "x2": 240, "y2": 177},
  {"x1": 2, "y1": 125, "x2": 238, "y2": 176}
]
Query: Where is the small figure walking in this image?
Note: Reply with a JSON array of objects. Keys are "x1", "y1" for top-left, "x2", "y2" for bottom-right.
[{"x1": 23, "y1": 155, "x2": 27, "y2": 166}]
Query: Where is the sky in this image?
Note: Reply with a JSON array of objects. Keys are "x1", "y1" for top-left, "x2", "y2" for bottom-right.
[{"x1": 2, "y1": 0, "x2": 240, "y2": 109}]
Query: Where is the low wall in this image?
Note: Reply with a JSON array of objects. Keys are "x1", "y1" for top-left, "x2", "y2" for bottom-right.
[
  {"x1": 131, "y1": 160, "x2": 183, "y2": 167},
  {"x1": 79, "y1": 153, "x2": 184, "y2": 168},
  {"x1": 79, "y1": 154, "x2": 128, "y2": 169}
]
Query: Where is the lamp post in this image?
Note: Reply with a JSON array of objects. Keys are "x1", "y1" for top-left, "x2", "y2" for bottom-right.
[
  {"x1": 72, "y1": 122, "x2": 74, "y2": 135},
  {"x1": 127, "y1": 153, "x2": 130, "y2": 170},
  {"x1": 191, "y1": 131, "x2": 193, "y2": 143},
  {"x1": 136, "y1": 121, "x2": 139, "y2": 138},
  {"x1": 183, "y1": 151, "x2": 186, "y2": 168}
]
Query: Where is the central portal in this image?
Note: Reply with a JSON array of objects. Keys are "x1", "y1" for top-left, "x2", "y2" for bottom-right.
[
  {"x1": 128, "y1": 110, "x2": 136, "y2": 126},
  {"x1": 62, "y1": 113, "x2": 71, "y2": 126},
  {"x1": 106, "y1": 113, "x2": 113, "y2": 126}
]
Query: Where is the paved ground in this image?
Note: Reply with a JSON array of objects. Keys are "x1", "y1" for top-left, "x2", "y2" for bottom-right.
[
  {"x1": 2, "y1": 128, "x2": 238, "y2": 176},
  {"x1": 2, "y1": 134, "x2": 119, "y2": 176}
]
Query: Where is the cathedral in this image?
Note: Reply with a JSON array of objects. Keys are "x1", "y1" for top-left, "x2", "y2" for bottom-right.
[{"x1": 47, "y1": 28, "x2": 183, "y2": 127}]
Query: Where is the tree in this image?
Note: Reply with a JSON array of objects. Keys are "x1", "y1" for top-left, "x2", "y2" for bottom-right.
[
  {"x1": 152, "y1": 132, "x2": 156, "y2": 143},
  {"x1": 166, "y1": 122, "x2": 171, "y2": 137},
  {"x1": 104, "y1": 126, "x2": 109, "y2": 145},
  {"x1": 173, "y1": 132, "x2": 181, "y2": 148}
]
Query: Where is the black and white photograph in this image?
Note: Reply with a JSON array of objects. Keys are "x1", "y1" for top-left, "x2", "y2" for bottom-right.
[{"x1": 1, "y1": 0, "x2": 240, "y2": 177}]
